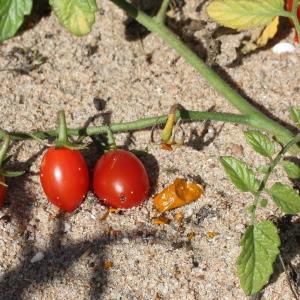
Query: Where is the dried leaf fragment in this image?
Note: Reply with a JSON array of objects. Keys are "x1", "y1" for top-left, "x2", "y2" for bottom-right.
[
  {"x1": 153, "y1": 178, "x2": 204, "y2": 213},
  {"x1": 256, "y1": 17, "x2": 279, "y2": 47},
  {"x1": 152, "y1": 216, "x2": 171, "y2": 225},
  {"x1": 207, "y1": 231, "x2": 220, "y2": 238},
  {"x1": 187, "y1": 231, "x2": 196, "y2": 241},
  {"x1": 103, "y1": 260, "x2": 113, "y2": 270}
]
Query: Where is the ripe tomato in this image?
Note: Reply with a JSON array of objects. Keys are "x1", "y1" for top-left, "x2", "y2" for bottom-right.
[
  {"x1": 0, "y1": 176, "x2": 6, "y2": 208},
  {"x1": 40, "y1": 147, "x2": 89, "y2": 212},
  {"x1": 286, "y1": 0, "x2": 300, "y2": 42},
  {"x1": 93, "y1": 149, "x2": 150, "y2": 208}
]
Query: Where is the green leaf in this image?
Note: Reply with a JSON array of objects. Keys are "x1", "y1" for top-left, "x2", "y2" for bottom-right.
[
  {"x1": 268, "y1": 183, "x2": 300, "y2": 214},
  {"x1": 220, "y1": 156, "x2": 259, "y2": 193},
  {"x1": 49, "y1": 0, "x2": 97, "y2": 36},
  {"x1": 282, "y1": 161, "x2": 300, "y2": 179},
  {"x1": 237, "y1": 221, "x2": 280, "y2": 295},
  {"x1": 244, "y1": 130, "x2": 275, "y2": 158},
  {"x1": 207, "y1": 0, "x2": 285, "y2": 30},
  {"x1": 1, "y1": 170, "x2": 25, "y2": 177},
  {"x1": 0, "y1": 0, "x2": 33, "y2": 42},
  {"x1": 290, "y1": 107, "x2": 300, "y2": 128},
  {"x1": 259, "y1": 198, "x2": 268, "y2": 207},
  {"x1": 256, "y1": 165, "x2": 270, "y2": 174}
]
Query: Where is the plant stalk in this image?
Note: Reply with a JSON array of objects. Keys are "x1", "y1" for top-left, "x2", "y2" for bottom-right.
[
  {"x1": 0, "y1": 111, "x2": 250, "y2": 141},
  {"x1": 109, "y1": 0, "x2": 297, "y2": 148}
]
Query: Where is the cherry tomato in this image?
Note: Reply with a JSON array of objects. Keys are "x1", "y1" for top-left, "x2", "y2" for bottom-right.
[
  {"x1": 0, "y1": 176, "x2": 6, "y2": 208},
  {"x1": 286, "y1": 0, "x2": 300, "y2": 42},
  {"x1": 93, "y1": 149, "x2": 150, "y2": 208},
  {"x1": 40, "y1": 147, "x2": 89, "y2": 212}
]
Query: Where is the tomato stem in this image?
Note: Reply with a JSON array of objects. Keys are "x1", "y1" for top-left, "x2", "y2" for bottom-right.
[
  {"x1": 105, "y1": 126, "x2": 117, "y2": 150},
  {"x1": 155, "y1": 0, "x2": 171, "y2": 24},
  {"x1": 57, "y1": 110, "x2": 68, "y2": 145},
  {"x1": 0, "y1": 132, "x2": 10, "y2": 167}
]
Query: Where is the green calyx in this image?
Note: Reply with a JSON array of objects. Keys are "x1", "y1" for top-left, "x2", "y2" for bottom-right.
[{"x1": 55, "y1": 110, "x2": 86, "y2": 150}]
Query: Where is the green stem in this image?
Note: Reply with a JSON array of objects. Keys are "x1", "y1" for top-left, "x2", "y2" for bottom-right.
[
  {"x1": 1, "y1": 110, "x2": 250, "y2": 141},
  {"x1": 250, "y1": 133, "x2": 300, "y2": 224},
  {"x1": 0, "y1": 133, "x2": 10, "y2": 166},
  {"x1": 155, "y1": 0, "x2": 171, "y2": 24},
  {"x1": 109, "y1": 0, "x2": 297, "y2": 148},
  {"x1": 105, "y1": 126, "x2": 117, "y2": 150},
  {"x1": 57, "y1": 110, "x2": 68, "y2": 144}
]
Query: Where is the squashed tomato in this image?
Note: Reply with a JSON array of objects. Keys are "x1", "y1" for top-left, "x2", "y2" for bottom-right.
[
  {"x1": 0, "y1": 176, "x2": 6, "y2": 208},
  {"x1": 40, "y1": 147, "x2": 89, "y2": 212},
  {"x1": 153, "y1": 178, "x2": 203, "y2": 213},
  {"x1": 93, "y1": 149, "x2": 150, "y2": 208},
  {"x1": 286, "y1": 0, "x2": 300, "y2": 42}
]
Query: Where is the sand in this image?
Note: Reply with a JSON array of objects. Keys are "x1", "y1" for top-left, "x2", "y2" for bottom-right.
[{"x1": 0, "y1": 1, "x2": 299, "y2": 299}]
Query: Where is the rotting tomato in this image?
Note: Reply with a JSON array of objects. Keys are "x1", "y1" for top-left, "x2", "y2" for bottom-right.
[
  {"x1": 93, "y1": 149, "x2": 150, "y2": 209},
  {"x1": 286, "y1": 0, "x2": 300, "y2": 42},
  {"x1": 40, "y1": 147, "x2": 89, "y2": 212},
  {"x1": 0, "y1": 176, "x2": 6, "y2": 208}
]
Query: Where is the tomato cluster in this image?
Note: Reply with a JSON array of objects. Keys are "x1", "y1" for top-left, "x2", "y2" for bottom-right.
[{"x1": 40, "y1": 148, "x2": 150, "y2": 212}]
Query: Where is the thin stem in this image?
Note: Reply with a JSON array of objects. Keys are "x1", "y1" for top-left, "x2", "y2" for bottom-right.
[
  {"x1": 0, "y1": 133, "x2": 10, "y2": 166},
  {"x1": 0, "y1": 111, "x2": 251, "y2": 141},
  {"x1": 57, "y1": 110, "x2": 68, "y2": 144},
  {"x1": 155, "y1": 0, "x2": 171, "y2": 24},
  {"x1": 250, "y1": 133, "x2": 300, "y2": 224},
  {"x1": 109, "y1": 0, "x2": 297, "y2": 148},
  {"x1": 105, "y1": 126, "x2": 117, "y2": 150}
]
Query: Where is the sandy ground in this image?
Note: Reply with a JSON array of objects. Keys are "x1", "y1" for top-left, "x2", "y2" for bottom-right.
[{"x1": 0, "y1": 1, "x2": 300, "y2": 299}]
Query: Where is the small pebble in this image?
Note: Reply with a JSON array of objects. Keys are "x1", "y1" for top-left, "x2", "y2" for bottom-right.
[
  {"x1": 272, "y1": 42, "x2": 295, "y2": 54},
  {"x1": 64, "y1": 222, "x2": 71, "y2": 232},
  {"x1": 30, "y1": 252, "x2": 44, "y2": 263}
]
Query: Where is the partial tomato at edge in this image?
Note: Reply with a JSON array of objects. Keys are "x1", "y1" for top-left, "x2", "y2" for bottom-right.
[
  {"x1": 286, "y1": 0, "x2": 300, "y2": 42},
  {"x1": 93, "y1": 149, "x2": 150, "y2": 209},
  {"x1": 40, "y1": 147, "x2": 89, "y2": 212},
  {"x1": 0, "y1": 176, "x2": 6, "y2": 208}
]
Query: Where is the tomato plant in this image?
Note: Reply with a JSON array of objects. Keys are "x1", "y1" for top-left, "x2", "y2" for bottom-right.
[
  {"x1": 40, "y1": 147, "x2": 89, "y2": 212},
  {"x1": 93, "y1": 149, "x2": 150, "y2": 208}
]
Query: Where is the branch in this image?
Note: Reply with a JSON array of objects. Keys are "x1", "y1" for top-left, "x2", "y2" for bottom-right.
[
  {"x1": 1, "y1": 110, "x2": 251, "y2": 141},
  {"x1": 155, "y1": 0, "x2": 171, "y2": 24}
]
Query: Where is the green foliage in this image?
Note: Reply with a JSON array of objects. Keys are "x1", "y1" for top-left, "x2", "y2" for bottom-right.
[
  {"x1": 258, "y1": 198, "x2": 268, "y2": 207},
  {"x1": 268, "y1": 183, "x2": 300, "y2": 214},
  {"x1": 237, "y1": 221, "x2": 280, "y2": 295},
  {"x1": 207, "y1": 0, "x2": 285, "y2": 30},
  {"x1": 244, "y1": 130, "x2": 275, "y2": 158},
  {"x1": 0, "y1": 0, "x2": 32, "y2": 42},
  {"x1": 49, "y1": 0, "x2": 97, "y2": 36},
  {"x1": 220, "y1": 156, "x2": 259, "y2": 193},
  {"x1": 290, "y1": 107, "x2": 300, "y2": 129},
  {"x1": 282, "y1": 160, "x2": 300, "y2": 179}
]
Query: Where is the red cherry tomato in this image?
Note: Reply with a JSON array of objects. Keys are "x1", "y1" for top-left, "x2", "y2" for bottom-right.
[
  {"x1": 286, "y1": 0, "x2": 300, "y2": 42},
  {"x1": 0, "y1": 176, "x2": 6, "y2": 208},
  {"x1": 93, "y1": 149, "x2": 150, "y2": 208},
  {"x1": 40, "y1": 147, "x2": 89, "y2": 212}
]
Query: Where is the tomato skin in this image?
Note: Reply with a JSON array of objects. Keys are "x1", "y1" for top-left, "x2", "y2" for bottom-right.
[
  {"x1": 93, "y1": 149, "x2": 150, "y2": 209},
  {"x1": 286, "y1": 0, "x2": 300, "y2": 42},
  {"x1": 0, "y1": 176, "x2": 6, "y2": 208},
  {"x1": 40, "y1": 147, "x2": 89, "y2": 212}
]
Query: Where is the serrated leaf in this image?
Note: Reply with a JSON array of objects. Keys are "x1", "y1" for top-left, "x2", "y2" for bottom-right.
[
  {"x1": 0, "y1": 0, "x2": 33, "y2": 42},
  {"x1": 268, "y1": 183, "x2": 300, "y2": 213},
  {"x1": 283, "y1": 161, "x2": 300, "y2": 179},
  {"x1": 207, "y1": 0, "x2": 285, "y2": 30},
  {"x1": 220, "y1": 156, "x2": 259, "y2": 193},
  {"x1": 290, "y1": 107, "x2": 300, "y2": 128},
  {"x1": 244, "y1": 130, "x2": 276, "y2": 158},
  {"x1": 256, "y1": 16, "x2": 279, "y2": 46},
  {"x1": 49, "y1": 0, "x2": 97, "y2": 36},
  {"x1": 237, "y1": 221, "x2": 280, "y2": 295}
]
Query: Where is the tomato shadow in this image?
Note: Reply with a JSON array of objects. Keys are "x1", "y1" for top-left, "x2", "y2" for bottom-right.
[{"x1": 130, "y1": 149, "x2": 160, "y2": 196}]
